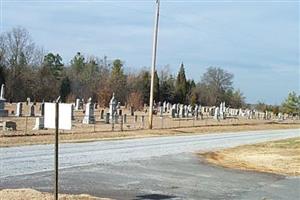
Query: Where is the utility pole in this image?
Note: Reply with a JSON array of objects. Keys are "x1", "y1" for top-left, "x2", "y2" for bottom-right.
[{"x1": 149, "y1": 0, "x2": 160, "y2": 129}]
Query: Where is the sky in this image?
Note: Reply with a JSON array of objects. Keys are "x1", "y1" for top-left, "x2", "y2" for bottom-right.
[{"x1": 1, "y1": 0, "x2": 299, "y2": 104}]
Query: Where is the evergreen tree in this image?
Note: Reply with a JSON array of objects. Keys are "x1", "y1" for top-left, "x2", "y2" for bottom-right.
[
  {"x1": 282, "y1": 92, "x2": 300, "y2": 115},
  {"x1": 140, "y1": 71, "x2": 150, "y2": 104},
  {"x1": 43, "y1": 53, "x2": 63, "y2": 79},
  {"x1": 153, "y1": 70, "x2": 160, "y2": 102},
  {"x1": 175, "y1": 63, "x2": 188, "y2": 103},
  {"x1": 71, "y1": 52, "x2": 85, "y2": 74},
  {"x1": 110, "y1": 59, "x2": 127, "y2": 103},
  {"x1": 60, "y1": 76, "x2": 71, "y2": 102},
  {"x1": 159, "y1": 75, "x2": 175, "y2": 103}
]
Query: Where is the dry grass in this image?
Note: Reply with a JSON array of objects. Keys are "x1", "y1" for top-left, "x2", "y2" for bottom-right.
[
  {"x1": 1, "y1": 122, "x2": 299, "y2": 147},
  {"x1": 200, "y1": 137, "x2": 300, "y2": 176},
  {"x1": 0, "y1": 188, "x2": 112, "y2": 200}
]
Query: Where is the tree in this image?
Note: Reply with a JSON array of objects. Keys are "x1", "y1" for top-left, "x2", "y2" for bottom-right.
[
  {"x1": 153, "y1": 70, "x2": 160, "y2": 102},
  {"x1": 0, "y1": 27, "x2": 39, "y2": 101},
  {"x1": 71, "y1": 52, "x2": 85, "y2": 75},
  {"x1": 175, "y1": 63, "x2": 188, "y2": 103},
  {"x1": 43, "y1": 53, "x2": 63, "y2": 79},
  {"x1": 225, "y1": 89, "x2": 245, "y2": 108},
  {"x1": 127, "y1": 91, "x2": 143, "y2": 110},
  {"x1": 60, "y1": 76, "x2": 71, "y2": 102},
  {"x1": 201, "y1": 67, "x2": 234, "y2": 105},
  {"x1": 281, "y1": 92, "x2": 300, "y2": 115},
  {"x1": 159, "y1": 74, "x2": 175, "y2": 103},
  {"x1": 2, "y1": 27, "x2": 36, "y2": 67},
  {"x1": 110, "y1": 59, "x2": 127, "y2": 103}
]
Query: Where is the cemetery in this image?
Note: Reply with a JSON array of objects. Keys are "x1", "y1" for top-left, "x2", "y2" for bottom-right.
[{"x1": 0, "y1": 83, "x2": 299, "y2": 146}]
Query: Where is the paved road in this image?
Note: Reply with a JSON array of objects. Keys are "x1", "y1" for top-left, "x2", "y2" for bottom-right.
[{"x1": 1, "y1": 129, "x2": 300, "y2": 199}]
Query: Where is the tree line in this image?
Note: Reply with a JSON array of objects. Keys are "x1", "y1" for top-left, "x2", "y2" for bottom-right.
[{"x1": 0, "y1": 27, "x2": 298, "y2": 114}]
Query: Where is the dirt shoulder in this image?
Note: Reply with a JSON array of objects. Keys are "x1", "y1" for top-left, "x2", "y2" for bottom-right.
[
  {"x1": 1, "y1": 122, "x2": 299, "y2": 147},
  {"x1": 0, "y1": 188, "x2": 111, "y2": 200},
  {"x1": 199, "y1": 137, "x2": 300, "y2": 176}
]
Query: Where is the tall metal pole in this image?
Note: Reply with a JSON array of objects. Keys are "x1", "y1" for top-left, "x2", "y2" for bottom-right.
[
  {"x1": 54, "y1": 97, "x2": 60, "y2": 200},
  {"x1": 149, "y1": 0, "x2": 160, "y2": 129}
]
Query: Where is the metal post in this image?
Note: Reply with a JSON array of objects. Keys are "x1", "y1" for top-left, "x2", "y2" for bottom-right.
[
  {"x1": 54, "y1": 101, "x2": 59, "y2": 200},
  {"x1": 112, "y1": 114, "x2": 115, "y2": 131},
  {"x1": 148, "y1": 0, "x2": 160, "y2": 129},
  {"x1": 25, "y1": 116, "x2": 28, "y2": 135},
  {"x1": 93, "y1": 121, "x2": 96, "y2": 132},
  {"x1": 120, "y1": 116, "x2": 123, "y2": 131}
]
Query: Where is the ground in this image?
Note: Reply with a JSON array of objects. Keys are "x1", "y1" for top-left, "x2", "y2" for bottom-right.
[
  {"x1": 1, "y1": 129, "x2": 299, "y2": 200},
  {"x1": 199, "y1": 137, "x2": 300, "y2": 176},
  {"x1": 1, "y1": 122, "x2": 299, "y2": 147},
  {"x1": 0, "y1": 188, "x2": 111, "y2": 200}
]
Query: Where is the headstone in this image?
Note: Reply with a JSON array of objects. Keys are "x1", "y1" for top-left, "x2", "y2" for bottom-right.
[
  {"x1": 180, "y1": 105, "x2": 185, "y2": 118},
  {"x1": 117, "y1": 102, "x2": 121, "y2": 109},
  {"x1": 82, "y1": 102, "x2": 95, "y2": 124},
  {"x1": 80, "y1": 99, "x2": 84, "y2": 110},
  {"x1": 159, "y1": 106, "x2": 163, "y2": 117},
  {"x1": 123, "y1": 114, "x2": 127, "y2": 123},
  {"x1": 118, "y1": 109, "x2": 122, "y2": 116},
  {"x1": 0, "y1": 84, "x2": 8, "y2": 117},
  {"x1": 184, "y1": 105, "x2": 188, "y2": 117},
  {"x1": 134, "y1": 115, "x2": 138, "y2": 123},
  {"x1": 71, "y1": 104, "x2": 75, "y2": 120},
  {"x1": 26, "y1": 97, "x2": 31, "y2": 105},
  {"x1": 141, "y1": 115, "x2": 145, "y2": 124},
  {"x1": 176, "y1": 104, "x2": 180, "y2": 118},
  {"x1": 2, "y1": 121, "x2": 17, "y2": 131},
  {"x1": 0, "y1": 84, "x2": 4, "y2": 99},
  {"x1": 163, "y1": 101, "x2": 167, "y2": 113},
  {"x1": 105, "y1": 113, "x2": 110, "y2": 124},
  {"x1": 214, "y1": 107, "x2": 220, "y2": 120},
  {"x1": 195, "y1": 105, "x2": 199, "y2": 120},
  {"x1": 15, "y1": 102, "x2": 23, "y2": 117},
  {"x1": 29, "y1": 104, "x2": 35, "y2": 117},
  {"x1": 33, "y1": 117, "x2": 44, "y2": 130},
  {"x1": 40, "y1": 102, "x2": 45, "y2": 116},
  {"x1": 100, "y1": 110, "x2": 104, "y2": 119},
  {"x1": 109, "y1": 93, "x2": 117, "y2": 122},
  {"x1": 115, "y1": 115, "x2": 119, "y2": 124},
  {"x1": 167, "y1": 102, "x2": 171, "y2": 112},
  {"x1": 171, "y1": 108, "x2": 176, "y2": 118},
  {"x1": 75, "y1": 98, "x2": 80, "y2": 110},
  {"x1": 130, "y1": 106, "x2": 134, "y2": 116}
]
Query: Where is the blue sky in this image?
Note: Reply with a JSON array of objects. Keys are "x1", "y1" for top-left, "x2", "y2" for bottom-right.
[{"x1": 1, "y1": 0, "x2": 299, "y2": 104}]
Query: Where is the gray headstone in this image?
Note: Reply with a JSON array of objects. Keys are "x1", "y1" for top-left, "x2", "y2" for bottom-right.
[
  {"x1": 82, "y1": 102, "x2": 95, "y2": 124},
  {"x1": 15, "y1": 102, "x2": 23, "y2": 117}
]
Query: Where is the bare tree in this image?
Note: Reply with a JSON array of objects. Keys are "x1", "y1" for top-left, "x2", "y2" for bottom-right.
[{"x1": 201, "y1": 67, "x2": 234, "y2": 105}]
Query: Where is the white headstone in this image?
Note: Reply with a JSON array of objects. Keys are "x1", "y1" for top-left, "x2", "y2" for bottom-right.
[
  {"x1": 82, "y1": 102, "x2": 95, "y2": 124},
  {"x1": 16, "y1": 102, "x2": 23, "y2": 117},
  {"x1": 0, "y1": 84, "x2": 5, "y2": 100}
]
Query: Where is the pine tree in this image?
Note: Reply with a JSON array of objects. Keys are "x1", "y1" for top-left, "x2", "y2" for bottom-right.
[
  {"x1": 175, "y1": 63, "x2": 188, "y2": 103},
  {"x1": 110, "y1": 59, "x2": 127, "y2": 103},
  {"x1": 282, "y1": 92, "x2": 300, "y2": 115},
  {"x1": 153, "y1": 70, "x2": 160, "y2": 102}
]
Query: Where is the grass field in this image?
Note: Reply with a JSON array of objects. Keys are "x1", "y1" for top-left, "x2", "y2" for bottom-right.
[{"x1": 200, "y1": 137, "x2": 300, "y2": 176}]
